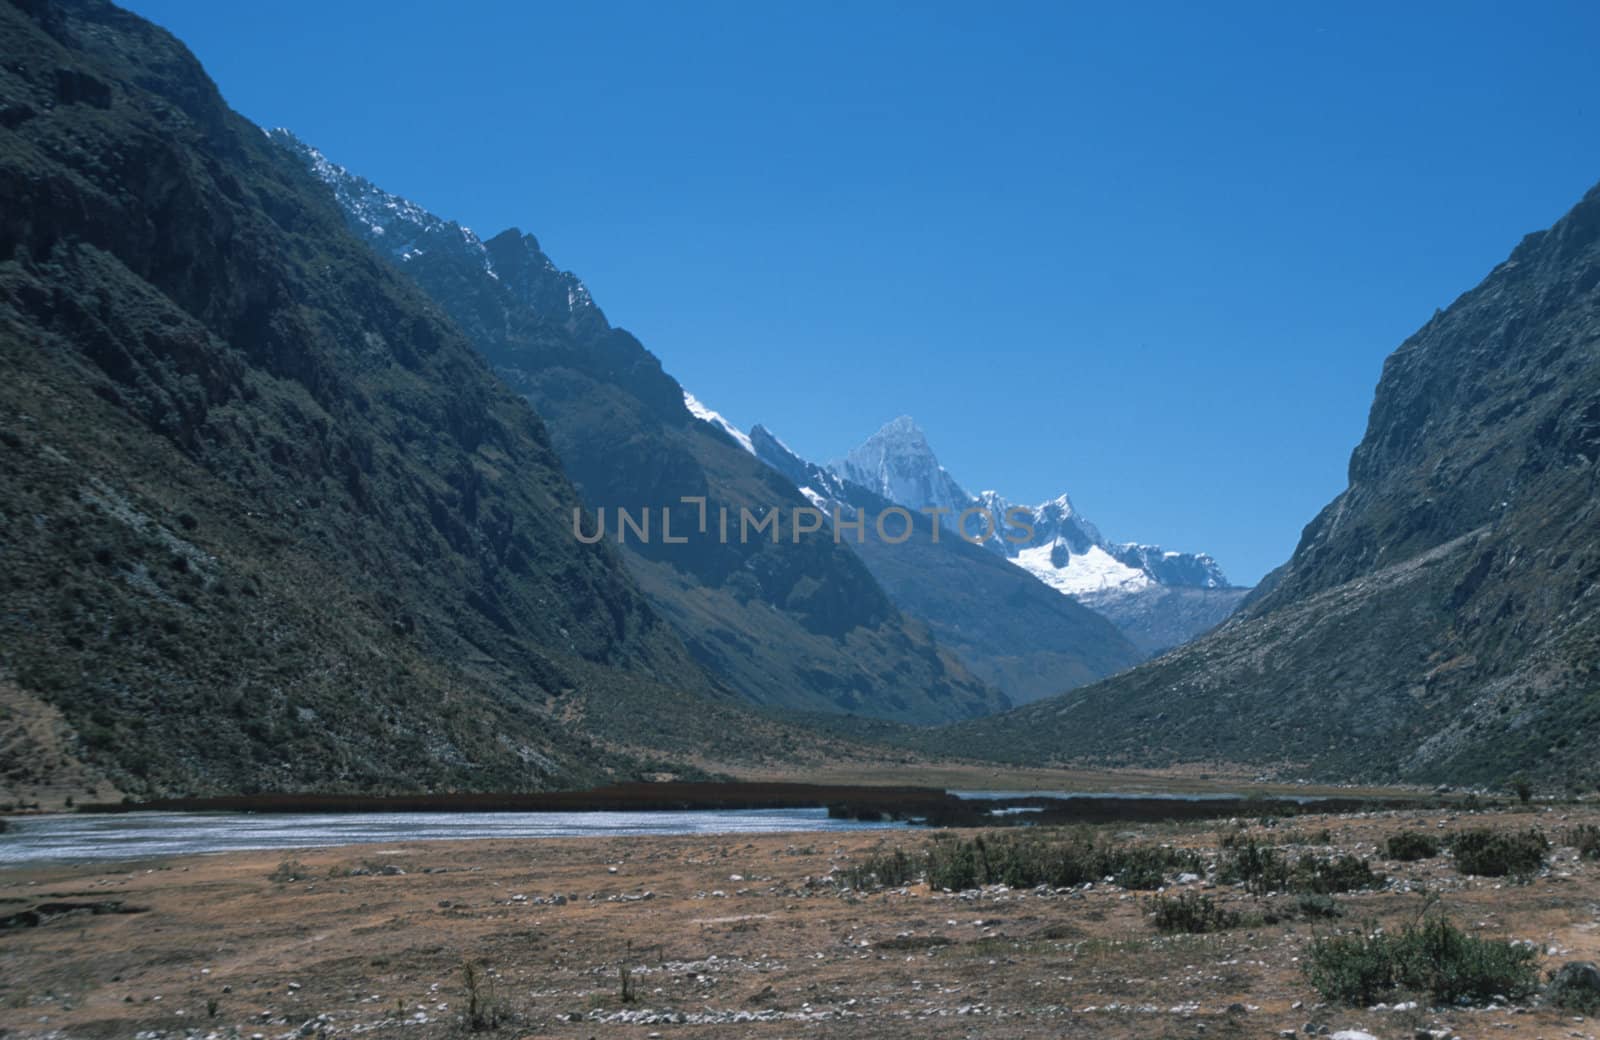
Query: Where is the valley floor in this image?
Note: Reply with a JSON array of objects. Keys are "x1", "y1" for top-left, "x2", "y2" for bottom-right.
[
  {"x1": 1, "y1": 805, "x2": 1597, "y2": 1039},
  {"x1": 736, "y1": 760, "x2": 1414, "y2": 799}
]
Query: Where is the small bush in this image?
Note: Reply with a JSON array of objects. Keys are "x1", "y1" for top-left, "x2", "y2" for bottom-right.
[
  {"x1": 1306, "y1": 915, "x2": 1540, "y2": 1006},
  {"x1": 1564, "y1": 824, "x2": 1600, "y2": 861},
  {"x1": 1151, "y1": 892, "x2": 1241, "y2": 934},
  {"x1": 1220, "y1": 840, "x2": 1383, "y2": 895},
  {"x1": 1304, "y1": 930, "x2": 1397, "y2": 1006},
  {"x1": 1219, "y1": 839, "x2": 1294, "y2": 896},
  {"x1": 1282, "y1": 827, "x2": 1334, "y2": 846},
  {"x1": 268, "y1": 859, "x2": 312, "y2": 883},
  {"x1": 1385, "y1": 831, "x2": 1442, "y2": 861},
  {"x1": 1297, "y1": 854, "x2": 1385, "y2": 895},
  {"x1": 842, "y1": 848, "x2": 916, "y2": 889},
  {"x1": 1450, "y1": 828, "x2": 1548, "y2": 877},
  {"x1": 1296, "y1": 893, "x2": 1345, "y2": 919}
]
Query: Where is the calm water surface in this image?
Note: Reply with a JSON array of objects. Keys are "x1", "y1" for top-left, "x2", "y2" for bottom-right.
[{"x1": 0, "y1": 808, "x2": 905, "y2": 865}]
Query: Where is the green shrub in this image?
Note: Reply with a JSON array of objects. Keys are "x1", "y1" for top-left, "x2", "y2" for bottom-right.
[
  {"x1": 1220, "y1": 839, "x2": 1383, "y2": 895},
  {"x1": 1450, "y1": 828, "x2": 1548, "y2": 877},
  {"x1": 1305, "y1": 930, "x2": 1398, "y2": 1006},
  {"x1": 1108, "y1": 844, "x2": 1195, "y2": 890},
  {"x1": 1297, "y1": 854, "x2": 1385, "y2": 895},
  {"x1": 1151, "y1": 892, "x2": 1241, "y2": 934},
  {"x1": 1563, "y1": 824, "x2": 1600, "y2": 861},
  {"x1": 1296, "y1": 893, "x2": 1345, "y2": 919},
  {"x1": 1306, "y1": 915, "x2": 1540, "y2": 1006},
  {"x1": 1219, "y1": 839, "x2": 1294, "y2": 896},
  {"x1": 842, "y1": 848, "x2": 917, "y2": 889},
  {"x1": 850, "y1": 832, "x2": 1201, "y2": 892},
  {"x1": 1393, "y1": 916, "x2": 1540, "y2": 1004},
  {"x1": 1385, "y1": 830, "x2": 1442, "y2": 861}
]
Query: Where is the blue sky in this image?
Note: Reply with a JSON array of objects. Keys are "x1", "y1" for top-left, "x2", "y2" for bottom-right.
[{"x1": 129, "y1": 1, "x2": 1600, "y2": 585}]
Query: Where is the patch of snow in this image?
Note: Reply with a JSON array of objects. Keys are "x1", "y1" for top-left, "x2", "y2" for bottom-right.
[
  {"x1": 683, "y1": 391, "x2": 755, "y2": 455},
  {"x1": 1011, "y1": 542, "x2": 1153, "y2": 597}
]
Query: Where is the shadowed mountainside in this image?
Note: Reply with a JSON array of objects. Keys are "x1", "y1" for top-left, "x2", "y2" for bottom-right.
[
  {"x1": 272, "y1": 133, "x2": 1009, "y2": 724},
  {"x1": 0, "y1": 0, "x2": 876, "y2": 798},
  {"x1": 927, "y1": 182, "x2": 1600, "y2": 788}
]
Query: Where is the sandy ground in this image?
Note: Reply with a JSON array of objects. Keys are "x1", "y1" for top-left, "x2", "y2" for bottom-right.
[{"x1": 2, "y1": 804, "x2": 1598, "y2": 1039}]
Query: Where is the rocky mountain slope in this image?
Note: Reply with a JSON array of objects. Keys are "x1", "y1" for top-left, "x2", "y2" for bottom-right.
[
  {"x1": 934, "y1": 182, "x2": 1600, "y2": 788},
  {"x1": 744, "y1": 423, "x2": 1144, "y2": 703},
  {"x1": 0, "y1": 0, "x2": 882, "y2": 800},
  {"x1": 830, "y1": 417, "x2": 1249, "y2": 654},
  {"x1": 271, "y1": 133, "x2": 1006, "y2": 724}
]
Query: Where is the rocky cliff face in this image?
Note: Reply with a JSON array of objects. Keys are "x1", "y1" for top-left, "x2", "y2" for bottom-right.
[
  {"x1": 0, "y1": 0, "x2": 802, "y2": 798},
  {"x1": 272, "y1": 134, "x2": 1007, "y2": 724},
  {"x1": 935, "y1": 182, "x2": 1600, "y2": 787}
]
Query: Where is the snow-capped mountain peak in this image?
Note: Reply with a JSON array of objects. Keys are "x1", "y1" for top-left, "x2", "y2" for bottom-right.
[{"x1": 831, "y1": 416, "x2": 973, "y2": 526}]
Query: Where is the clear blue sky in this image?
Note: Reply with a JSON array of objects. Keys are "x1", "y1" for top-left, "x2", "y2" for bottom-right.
[{"x1": 128, "y1": 1, "x2": 1600, "y2": 585}]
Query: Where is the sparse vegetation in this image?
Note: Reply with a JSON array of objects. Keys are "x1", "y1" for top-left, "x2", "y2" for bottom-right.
[
  {"x1": 1295, "y1": 893, "x2": 1345, "y2": 919},
  {"x1": 1218, "y1": 838, "x2": 1293, "y2": 895},
  {"x1": 1306, "y1": 912, "x2": 1540, "y2": 1006},
  {"x1": 1150, "y1": 892, "x2": 1241, "y2": 933},
  {"x1": 1564, "y1": 824, "x2": 1600, "y2": 860},
  {"x1": 1449, "y1": 828, "x2": 1548, "y2": 877},
  {"x1": 1297, "y1": 854, "x2": 1384, "y2": 895},
  {"x1": 462, "y1": 961, "x2": 504, "y2": 1031},
  {"x1": 843, "y1": 848, "x2": 917, "y2": 889},
  {"x1": 1385, "y1": 830, "x2": 1441, "y2": 861},
  {"x1": 1219, "y1": 839, "x2": 1384, "y2": 896},
  {"x1": 847, "y1": 831, "x2": 1202, "y2": 892},
  {"x1": 268, "y1": 859, "x2": 312, "y2": 883}
]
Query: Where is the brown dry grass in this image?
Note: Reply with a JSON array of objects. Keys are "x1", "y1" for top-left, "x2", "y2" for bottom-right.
[{"x1": 2, "y1": 804, "x2": 1597, "y2": 1038}]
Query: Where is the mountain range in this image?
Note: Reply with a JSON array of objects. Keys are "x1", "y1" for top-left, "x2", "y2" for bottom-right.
[
  {"x1": 4, "y1": 0, "x2": 1595, "y2": 799},
  {"x1": 829, "y1": 415, "x2": 1252, "y2": 655},
  {"x1": 268, "y1": 131, "x2": 1022, "y2": 725},
  {"x1": 683, "y1": 396, "x2": 1251, "y2": 663},
  {"x1": 271, "y1": 132, "x2": 1250, "y2": 713}
]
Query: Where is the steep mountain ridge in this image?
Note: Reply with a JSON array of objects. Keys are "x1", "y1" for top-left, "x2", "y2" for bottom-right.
[
  {"x1": 0, "y1": 0, "x2": 783, "y2": 797},
  {"x1": 935, "y1": 182, "x2": 1600, "y2": 787},
  {"x1": 273, "y1": 133, "x2": 1007, "y2": 723}
]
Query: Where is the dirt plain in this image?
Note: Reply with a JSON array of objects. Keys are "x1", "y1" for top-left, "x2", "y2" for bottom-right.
[{"x1": 2, "y1": 803, "x2": 1598, "y2": 1040}]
